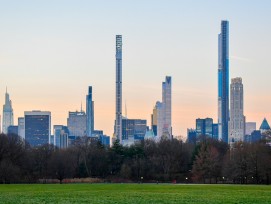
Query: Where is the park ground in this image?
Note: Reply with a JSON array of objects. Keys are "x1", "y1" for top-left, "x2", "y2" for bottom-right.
[{"x1": 0, "y1": 184, "x2": 270, "y2": 203}]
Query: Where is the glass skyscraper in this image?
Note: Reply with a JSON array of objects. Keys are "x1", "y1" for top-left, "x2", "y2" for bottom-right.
[
  {"x1": 115, "y1": 35, "x2": 122, "y2": 143},
  {"x1": 86, "y1": 86, "x2": 94, "y2": 137},
  {"x1": 218, "y1": 20, "x2": 229, "y2": 143},
  {"x1": 162, "y1": 76, "x2": 172, "y2": 139}
]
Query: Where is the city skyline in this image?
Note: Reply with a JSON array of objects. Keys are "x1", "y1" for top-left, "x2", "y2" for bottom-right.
[{"x1": 0, "y1": 1, "x2": 271, "y2": 137}]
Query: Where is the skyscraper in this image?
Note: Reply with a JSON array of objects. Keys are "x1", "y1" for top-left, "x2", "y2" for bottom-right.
[
  {"x1": 229, "y1": 78, "x2": 245, "y2": 145},
  {"x1": 67, "y1": 111, "x2": 87, "y2": 137},
  {"x1": 18, "y1": 117, "x2": 25, "y2": 140},
  {"x1": 24, "y1": 111, "x2": 51, "y2": 147},
  {"x1": 86, "y1": 86, "x2": 94, "y2": 137},
  {"x1": 115, "y1": 35, "x2": 122, "y2": 142},
  {"x1": 218, "y1": 20, "x2": 229, "y2": 143},
  {"x1": 2, "y1": 89, "x2": 14, "y2": 134},
  {"x1": 196, "y1": 118, "x2": 213, "y2": 137},
  {"x1": 162, "y1": 76, "x2": 172, "y2": 139}
]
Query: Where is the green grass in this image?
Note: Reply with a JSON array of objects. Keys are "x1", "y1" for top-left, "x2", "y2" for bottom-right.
[{"x1": 0, "y1": 184, "x2": 270, "y2": 203}]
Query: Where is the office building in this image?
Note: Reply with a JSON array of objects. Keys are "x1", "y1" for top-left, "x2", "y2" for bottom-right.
[
  {"x1": 122, "y1": 118, "x2": 147, "y2": 141},
  {"x1": 212, "y1": 123, "x2": 219, "y2": 140},
  {"x1": 54, "y1": 125, "x2": 69, "y2": 149},
  {"x1": 115, "y1": 35, "x2": 123, "y2": 143},
  {"x1": 187, "y1": 128, "x2": 197, "y2": 144},
  {"x1": 229, "y1": 78, "x2": 245, "y2": 145},
  {"x1": 86, "y1": 86, "x2": 94, "y2": 137},
  {"x1": 2, "y1": 89, "x2": 14, "y2": 134},
  {"x1": 7, "y1": 125, "x2": 18, "y2": 135},
  {"x1": 24, "y1": 111, "x2": 51, "y2": 147},
  {"x1": 18, "y1": 117, "x2": 25, "y2": 140},
  {"x1": 67, "y1": 111, "x2": 87, "y2": 137},
  {"x1": 196, "y1": 118, "x2": 213, "y2": 137},
  {"x1": 218, "y1": 20, "x2": 230, "y2": 143},
  {"x1": 245, "y1": 122, "x2": 256, "y2": 135}
]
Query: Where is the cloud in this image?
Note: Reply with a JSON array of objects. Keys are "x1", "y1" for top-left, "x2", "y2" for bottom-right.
[{"x1": 230, "y1": 55, "x2": 253, "y2": 62}]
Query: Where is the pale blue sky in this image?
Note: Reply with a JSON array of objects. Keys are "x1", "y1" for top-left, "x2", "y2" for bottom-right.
[{"x1": 0, "y1": 1, "x2": 271, "y2": 136}]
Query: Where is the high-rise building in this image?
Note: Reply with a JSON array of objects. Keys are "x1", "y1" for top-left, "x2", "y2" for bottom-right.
[
  {"x1": 151, "y1": 103, "x2": 159, "y2": 136},
  {"x1": 229, "y1": 78, "x2": 245, "y2": 145},
  {"x1": 187, "y1": 128, "x2": 197, "y2": 144},
  {"x1": 54, "y1": 125, "x2": 69, "y2": 149},
  {"x1": 155, "y1": 101, "x2": 164, "y2": 140},
  {"x1": 212, "y1": 123, "x2": 219, "y2": 140},
  {"x1": 86, "y1": 86, "x2": 94, "y2": 137},
  {"x1": 218, "y1": 20, "x2": 230, "y2": 143},
  {"x1": 122, "y1": 118, "x2": 147, "y2": 141},
  {"x1": 196, "y1": 118, "x2": 213, "y2": 137},
  {"x1": 162, "y1": 76, "x2": 172, "y2": 139},
  {"x1": 18, "y1": 117, "x2": 25, "y2": 140},
  {"x1": 245, "y1": 122, "x2": 256, "y2": 135},
  {"x1": 7, "y1": 125, "x2": 18, "y2": 135},
  {"x1": 2, "y1": 89, "x2": 14, "y2": 134},
  {"x1": 115, "y1": 35, "x2": 122, "y2": 143},
  {"x1": 67, "y1": 111, "x2": 87, "y2": 137},
  {"x1": 24, "y1": 111, "x2": 51, "y2": 147}
]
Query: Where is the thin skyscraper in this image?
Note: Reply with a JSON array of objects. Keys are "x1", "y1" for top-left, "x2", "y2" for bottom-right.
[
  {"x1": 115, "y1": 35, "x2": 122, "y2": 142},
  {"x1": 86, "y1": 86, "x2": 94, "y2": 136},
  {"x1": 162, "y1": 76, "x2": 172, "y2": 139},
  {"x1": 2, "y1": 88, "x2": 14, "y2": 134},
  {"x1": 218, "y1": 20, "x2": 229, "y2": 143}
]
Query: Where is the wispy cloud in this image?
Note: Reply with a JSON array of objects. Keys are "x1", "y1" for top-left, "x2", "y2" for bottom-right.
[{"x1": 230, "y1": 55, "x2": 253, "y2": 62}]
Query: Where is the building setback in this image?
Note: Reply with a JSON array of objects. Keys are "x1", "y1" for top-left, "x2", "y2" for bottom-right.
[
  {"x1": 218, "y1": 20, "x2": 230, "y2": 143},
  {"x1": 24, "y1": 111, "x2": 51, "y2": 147}
]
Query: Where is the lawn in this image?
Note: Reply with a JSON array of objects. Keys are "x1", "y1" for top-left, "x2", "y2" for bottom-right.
[{"x1": 0, "y1": 184, "x2": 270, "y2": 203}]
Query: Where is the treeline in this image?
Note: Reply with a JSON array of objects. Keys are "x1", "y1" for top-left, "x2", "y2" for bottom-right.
[{"x1": 0, "y1": 133, "x2": 271, "y2": 184}]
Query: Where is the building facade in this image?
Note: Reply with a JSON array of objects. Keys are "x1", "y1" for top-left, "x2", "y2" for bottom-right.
[
  {"x1": 86, "y1": 86, "x2": 94, "y2": 137},
  {"x1": 2, "y1": 89, "x2": 14, "y2": 134},
  {"x1": 218, "y1": 20, "x2": 230, "y2": 143},
  {"x1": 67, "y1": 111, "x2": 87, "y2": 137},
  {"x1": 115, "y1": 35, "x2": 123, "y2": 143},
  {"x1": 24, "y1": 111, "x2": 51, "y2": 147},
  {"x1": 245, "y1": 122, "x2": 256, "y2": 136},
  {"x1": 228, "y1": 78, "x2": 245, "y2": 145}
]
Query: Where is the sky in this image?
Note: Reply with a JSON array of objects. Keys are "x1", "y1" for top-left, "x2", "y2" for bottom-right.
[{"x1": 0, "y1": 0, "x2": 271, "y2": 137}]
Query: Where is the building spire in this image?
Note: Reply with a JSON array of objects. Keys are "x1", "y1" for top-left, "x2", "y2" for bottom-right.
[{"x1": 80, "y1": 101, "x2": 83, "y2": 112}]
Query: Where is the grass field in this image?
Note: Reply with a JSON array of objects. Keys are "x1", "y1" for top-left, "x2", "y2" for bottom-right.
[{"x1": 0, "y1": 184, "x2": 270, "y2": 203}]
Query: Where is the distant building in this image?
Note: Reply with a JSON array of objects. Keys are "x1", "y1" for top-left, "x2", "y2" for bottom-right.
[
  {"x1": 229, "y1": 78, "x2": 245, "y2": 145},
  {"x1": 86, "y1": 86, "x2": 94, "y2": 137},
  {"x1": 98, "y1": 135, "x2": 110, "y2": 146},
  {"x1": 218, "y1": 20, "x2": 230, "y2": 143},
  {"x1": 18, "y1": 117, "x2": 25, "y2": 140},
  {"x1": 2, "y1": 89, "x2": 14, "y2": 134},
  {"x1": 196, "y1": 118, "x2": 213, "y2": 137},
  {"x1": 122, "y1": 118, "x2": 147, "y2": 142},
  {"x1": 54, "y1": 125, "x2": 69, "y2": 149},
  {"x1": 259, "y1": 118, "x2": 270, "y2": 134},
  {"x1": 155, "y1": 101, "x2": 163, "y2": 140},
  {"x1": 7, "y1": 125, "x2": 18, "y2": 135},
  {"x1": 162, "y1": 76, "x2": 172, "y2": 139},
  {"x1": 212, "y1": 123, "x2": 219, "y2": 140},
  {"x1": 244, "y1": 130, "x2": 262, "y2": 143},
  {"x1": 67, "y1": 111, "x2": 86, "y2": 137},
  {"x1": 187, "y1": 128, "x2": 197, "y2": 144},
  {"x1": 24, "y1": 111, "x2": 51, "y2": 147},
  {"x1": 245, "y1": 122, "x2": 256, "y2": 135},
  {"x1": 115, "y1": 35, "x2": 123, "y2": 143},
  {"x1": 151, "y1": 104, "x2": 158, "y2": 136}
]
